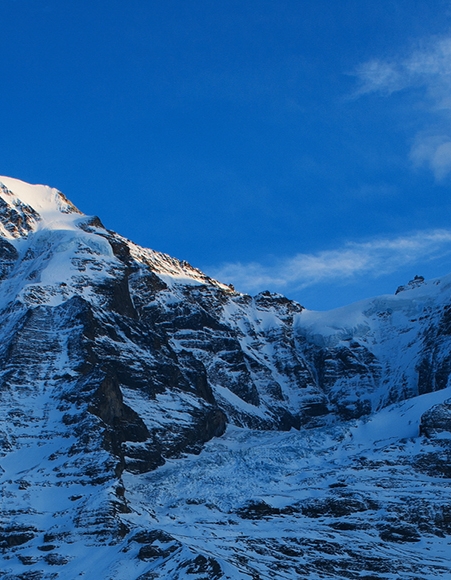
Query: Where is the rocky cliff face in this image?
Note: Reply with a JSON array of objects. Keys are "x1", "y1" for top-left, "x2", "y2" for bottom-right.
[{"x1": 1, "y1": 176, "x2": 451, "y2": 579}]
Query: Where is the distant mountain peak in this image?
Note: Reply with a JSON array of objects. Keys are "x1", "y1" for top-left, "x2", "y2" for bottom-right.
[{"x1": 395, "y1": 274, "x2": 426, "y2": 294}]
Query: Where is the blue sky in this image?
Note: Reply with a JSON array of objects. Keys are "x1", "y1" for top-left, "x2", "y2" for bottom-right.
[{"x1": 2, "y1": 0, "x2": 451, "y2": 309}]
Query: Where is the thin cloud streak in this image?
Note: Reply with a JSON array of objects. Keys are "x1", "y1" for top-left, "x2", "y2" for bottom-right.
[
  {"x1": 354, "y1": 37, "x2": 451, "y2": 97},
  {"x1": 209, "y1": 230, "x2": 451, "y2": 294},
  {"x1": 353, "y1": 36, "x2": 451, "y2": 180}
]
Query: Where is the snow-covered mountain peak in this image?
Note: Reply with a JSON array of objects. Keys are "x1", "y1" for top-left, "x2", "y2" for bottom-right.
[
  {"x1": 0, "y1": 176, "x2": 82, "y2": 239},
  {"x1": 2, "y1": 177, "x2": 451, "y2": 579},
  {"x1": 0, "y1": 176, "x2": 234, "y2": 296},
  {"x1": 299, "y1": 270, "x2": 451, "y2": 339}
]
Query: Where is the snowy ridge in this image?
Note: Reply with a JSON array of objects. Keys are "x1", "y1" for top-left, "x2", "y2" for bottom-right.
[
  {"x1": 0, "y1": 177, "x2": 451, "y2": 579},
  {"x1": 128, "y1": 238, "x2": 233, "y2": 291}
]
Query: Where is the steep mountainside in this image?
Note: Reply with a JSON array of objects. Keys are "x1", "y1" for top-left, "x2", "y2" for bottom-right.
[{"x1": 1, "y1": 176, "x2": 451, "y2": 579}]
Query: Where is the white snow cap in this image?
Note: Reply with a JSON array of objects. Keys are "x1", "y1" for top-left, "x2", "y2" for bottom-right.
[{"x1": 0, "y1": 175, "x2": 82, "y2": 234}]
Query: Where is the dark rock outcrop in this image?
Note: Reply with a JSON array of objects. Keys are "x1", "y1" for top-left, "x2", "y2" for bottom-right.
[{"x1": 420, "y1": 398, "x2": 451, "y2": 437}]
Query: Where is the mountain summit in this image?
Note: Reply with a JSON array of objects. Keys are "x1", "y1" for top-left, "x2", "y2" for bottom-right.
[{"x1": 1, "y1": 177, "x2": 451, "y2": 579}]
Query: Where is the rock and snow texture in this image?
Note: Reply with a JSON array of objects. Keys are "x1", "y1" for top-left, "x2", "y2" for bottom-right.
[{"x1": 0, "y1": 176, "x2": 450, "y2": 579}]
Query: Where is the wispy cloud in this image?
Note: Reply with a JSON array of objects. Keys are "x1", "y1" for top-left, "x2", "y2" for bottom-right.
[
  {"x1": 410, "y1": 133, "x2": 451, "y2": 180},
  {"x1": 354, "y1": 36, "x2": 451, "y2": 180},
  {"x1": 354, "y1": 37, "x2": 451, "y2": 97},
  {"x1": 208, "y1": 230, "x2": 451, "y2": 294}
]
